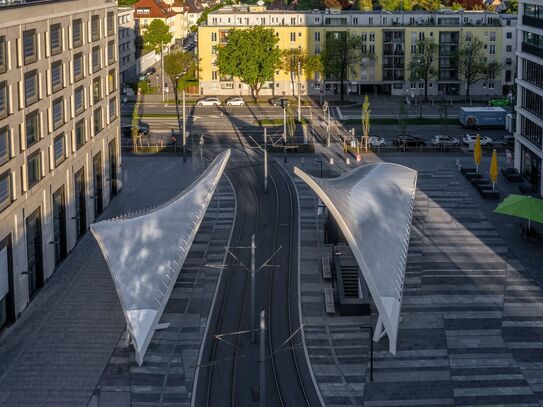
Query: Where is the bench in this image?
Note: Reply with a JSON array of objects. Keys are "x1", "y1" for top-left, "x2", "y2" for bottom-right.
[
  {"x1": 324, "y1": 287, "x2": 335, "y2": 314},
  {"x1": 461, "y1": 167, "x2": 476, "y2": 175},
  {"x1": 501, "y1": 168, "x2": 523, "y2": 183},
  {"x1": 480, "y1": 190, "x2": 500, "y2": 199},
  {"x1": 321, "y1": 257, "x2": 331, "y2": 279},
  {"x1": 471, "y1": 178, "x2": 490, "y2": 187},
  {"x1": 465, "y1": 172, "x2": 483, "y2": 181},
  {"x1": 519, "y1": 185, "x2": 538, "y2": 195}
]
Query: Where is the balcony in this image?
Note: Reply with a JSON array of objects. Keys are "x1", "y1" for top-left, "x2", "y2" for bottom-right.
[
  {"x1": 523, "y1": 15, "x2": 543, "y2": 30},
  {"x1": 522, "y1": 42, "x2": 543, "y2": 59}
]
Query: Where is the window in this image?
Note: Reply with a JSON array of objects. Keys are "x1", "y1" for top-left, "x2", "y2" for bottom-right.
[
  {"x1": 93, "y1": 108, "x2": 102, "y2": 136},
  {"x1": 506, "y1": 32, "x2": 513, "y2": 39},
  {"x1": 73, "y1": 19, "x2": 83, "y2": 48},
  {"x1": 53, "y1": 134, "x2": 65, "y2": 165},
  {"x1": 93, "y1": 78, "x2": 102, "y2": 104},
  {"x1": 23, "y1": 29, "x2": 37, "y2": 65},
  {"x1": 315, "y1": 32, "x2": 320, "y2": 42},
  {"x1": 369, "y1": 33, "x2": 375, "y2": 41},
  {"x1": 92, "y1": 46, "x2": 100, "y2": 73},
  {"x1": 108, "y1": 97, "x2": 116, "y2": 122},
  {"x1": 74, "y1": 86, "x2": 84, "y2": 115},
  {"x1": 75, "y1": 120, "x2": 85, "y2": 149},
  {"x1": 489, "y1": 32, "x2": 496, "y2": 42},
  {"x1": 107, "y1": 11, "x2": 114, "y2": 36},
  {"x1": 489, "y1": 44, "x2": 496, "y2": 55},
  {"x1": 73, "y1": 52, "x2": 84, "y2": 81},
  {"x1": 0, "y1": 82, "x2": 6, "y2": 119},
  {"x1": 108, "y1": 69, "x2": 116, "y2": 93},
  {"x1": 0, "y1": 171, "x2": 11, "y2": 211},
  {"x1": 506, "y1": 45, "x2": 512, "y2": 52},
  {"x1": 91, "y1": 15, "x2": 100, "y2": 41},
  {"x1": 24, "y1": 71, "x2": 38, "y2": 106},
  {"x1": 290, "y1": 32, "x2": 296, "y2": 42},
  {"x1": 0, "y1": 126, "x2": 9, "y2": 165},
  {"x1": 353, "y1": 17, "x2": 358, "y2": 25},
  {"x1": 211, "y1": 32, "x2": 217, "y2": 42},
  {"x1": 211, "y1": 71, "x2": 217, "y2": 80},
  {"x1": 26, "y1": 110, "x2": 40, "y2": 147},
  {"x1": 107, "y1": 40, "x2": 115, "y2": 64},
  {"x1": 50, "y1": 24, "x2": 62, "y2": 55},
  {"x1": 52, "y1": 98, "x2": 64, "y2": 130},
  {"x1": 51, "y1": 61, "x2": 63, "y2": 92},
  {"x1": 0, "y1": 36, "x2": 6, "y2": 74},
  {"x1": 27, "y1": 152, "x2": 41, "y2": 188}
]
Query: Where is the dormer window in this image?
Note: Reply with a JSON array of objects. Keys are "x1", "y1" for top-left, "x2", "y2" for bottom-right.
[{"x1": 137, "y1": 8, "x2": 151, "y2": 15}]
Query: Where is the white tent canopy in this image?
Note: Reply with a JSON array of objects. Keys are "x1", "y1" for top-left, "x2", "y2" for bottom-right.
[
  {"x1": 91, "y1": 150, "x2": 231, "y2": 365},
  {"x1": 294, "y1": 162, "x2": 417, "y2": 353}
]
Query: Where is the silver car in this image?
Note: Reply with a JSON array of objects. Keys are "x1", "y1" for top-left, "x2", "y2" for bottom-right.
[
  {"x1": 225, "y1": 97, "x2": 245, "y2": 106},
  {"x1": 369, "y1": 136, "x2": 386, "y2": 147},
  {"x1": 432, "y1": 135, "x2": 459, "y2": 146},
  {"x1": 196, "y1": 97, "x2": 221, "y2": 106}
]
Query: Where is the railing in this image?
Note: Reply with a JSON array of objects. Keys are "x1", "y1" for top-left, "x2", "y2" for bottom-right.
[
  {"x1": 523, "y1": 15, "x2": 543, "y2": 30},
  {"x1": 522, "y1": 42, "x2": 543, "y2": 59}
]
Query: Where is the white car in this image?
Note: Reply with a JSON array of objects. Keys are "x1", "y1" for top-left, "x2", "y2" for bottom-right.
[
  {"x1": 196, "y1": 97, "x2": 221, "y2": 106},
  {"x1": 225, "y1": 97, "x2": 245, "y2": 106},
  {"x1": 432, "y1": 135, "x2": 459, "y2": 146},
  {"x1": 463, "y1": 134, "x2": 493, "y2": 146},
  {"x1": 368, "y1": 136, "x2": 386, "y2": 147}
]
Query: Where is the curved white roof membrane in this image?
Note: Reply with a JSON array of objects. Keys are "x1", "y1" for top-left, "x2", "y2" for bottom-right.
[
  {"x1": 294, "y1": 162, "x2": 417, "y2": 353},
  {"x1": 91, "y1": 150, "x2": 231, "y2": 365}
]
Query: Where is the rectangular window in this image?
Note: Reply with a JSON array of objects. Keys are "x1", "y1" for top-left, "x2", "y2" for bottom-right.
[
  {"x1": 108, "y1": 69, "x2": 116, "y2": 92},
  {"x1": 73, "y1": 52, "x2": 83, "y2": 81},
  {"x1": 51, "y1": 61, "x2": 63, "y2": 92},
  {"x1": 91, "y1": 15, "x2": 100, "y2": 41},
  {"x1": 93, "y1": 78, "x2": 101, "y2": 104},
  {"x1": 50, "y1": 24, "x2": 62, "y2": 55},
  {"x1": 26, "y1": 110, "x2": 40, "y2": 147},
  {"x1": 0, "y1": 127, "x2": 9, "y2": 165},
  {"x1": 24, "y1": 71, "x2": 38, "y2": 106},
  {"x1": 490, "y1": 44, "x2": 496, "y2": 55},
  {"x1": 75, "y1": 120, "x2": 85, "y2": 150},
  {"x1": 290, "y1": 32, "x2": 296, "y2": 42},
  {"x1": 506, "y1": 45, "x2": 512, "y2": 52},
  {"x1": 108, "y1": 97, "x2": 116, "y2": 122},
  {"x1": 23, "y1": 29, "x2": 37, "y2": 65},
  {"x1": 92, "y1": 46, "x2": 100, "y2": 73},
  {"x1": 73, "y1": 19, "x2": 82, "y2": 48},
  {"x1": 211, "y1": 71, "x2": 217, "y2": 80},
  {"x1": 489, "y1": 32, "x2": 496, "y2": 41},
  {"x1": 211, "y1": 32, "x2": 217, "y2": 42},
  {"x1": 52, "y1": 98, "x2": 64, "y2": 130},
  {"x1": 0, "y1": 82, "x2": 6, "y2": 119},
  {"x1": 0, "y1": 36, "x2": 6, "y2": 74},
  {"x1": 506, "y1": 32, "x2": 513, "y2": 39},
  {"x1": 107, "y1": 40, "x2": 115, "y2": 64},
  {"x1": 27, "y1": 152, "x2": 41, "y2": 188},
  {"x1": 74, "y1": 86, "x2": 84, "y2": 115},
  {"x1": 93, "y1": 108, "x2": 102, "y2": 136},
  {"x1": 315, "y1": 32, "x2": 320, "y2": 42},
  {"x1": 53, "y1": 134, "x2": 65, "y2": 165},
  {"x1": 369, "y1": 33, "x2": 375, "y2": 41},
  {"x1": 107, "y1": 11, "x2": 114, "y2": 36},
  {"x1": 0, "y1": 171, "x2": 11, "y2": 211}
]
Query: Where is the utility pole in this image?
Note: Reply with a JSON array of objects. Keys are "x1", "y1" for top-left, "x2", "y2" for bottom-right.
[
  {"x1": 263, "y1": 128, "x2": 268, "y2": 193},
  {"x1": 182, "y1": 90, "x2": 186, "y2": 162},
  {"x1": 259, "y1": 310, "x2": 266, "y2": 407},
  {"x1": 250, "y1": 234, "x2": 256, "y2": 343},
  {"x1": 161, "y1": 41, "x2": 165, "y2": 103},
  {"x1": 297, "y1": 61, "x2": 301, "y2": 123},
  {"x1": 283, "y1": 104, "x2": 287, "y2": 144}
]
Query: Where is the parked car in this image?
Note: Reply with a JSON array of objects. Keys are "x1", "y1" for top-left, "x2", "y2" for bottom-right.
[
  {"x1": 463, "y1": 134, "x2": 493, "y2": 146},
  {"x1": 121, "y1": 124, "x2": 150, "y2": 138},
  {"x1": 368, "y1": 136, "x2": 386, "y2": 147},
  {"x1": 138, "y1": 73, "x2": 147, "y2": 81},
  {"x1": 269, "y1": 97, "x2": 290, "y2": 107},
  {"x1": 196, "y1": 97, "x2": 221, "y2": 106},
  {"x1": 225, "y1": 96, "x2": 245, "y2": 106},
  {"x1": 502, "y1": 134, "x2": 515, "y2": 147},
  {"x1": 432, "y1": 135, "x2": 459, "y2": 146},
  {"x1": 145, "y1": 67, "x2": 156, "y2": 75},
  {"x1": 392, "y1": 135, "x2": 426, "y2": 147}
]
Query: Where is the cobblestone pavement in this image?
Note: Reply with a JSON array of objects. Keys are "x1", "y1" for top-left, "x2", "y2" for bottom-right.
[
  {"x1": 287, "y1": 155, "x2": 543, "y2": 407},
  {"x1": 0, "y1": 156, "x2": 235, "y2": 407}
]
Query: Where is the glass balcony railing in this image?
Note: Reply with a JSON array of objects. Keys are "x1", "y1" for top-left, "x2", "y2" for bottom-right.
[
  {"x1": 523, "y1": 15, "x2": 543, "y2": 30},
  {"x1": 522, "y1": 42, "x2": 543, "y2": 59}
]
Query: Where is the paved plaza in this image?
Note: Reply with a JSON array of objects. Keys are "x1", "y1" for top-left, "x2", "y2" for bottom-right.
[{"x1": 289, "y1": 154, "x2": 543, "y2": 407}]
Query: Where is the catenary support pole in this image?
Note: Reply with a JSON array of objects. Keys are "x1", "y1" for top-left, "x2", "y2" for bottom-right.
[
  {"x1": 182, "y1": 90, "x2": 186, "y2": 162},
  {"x1": 259, "y1": 310, "x2": 266, "y2": 407},
  {"x1": 250, "y1": 234, "x2": 256, "y2": 343},
  {"x1": 297, "y1": 61, "x2": 301, "y2": 123}
]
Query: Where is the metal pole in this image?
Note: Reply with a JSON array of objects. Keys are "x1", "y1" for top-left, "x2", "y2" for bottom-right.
[
  {"x1": 297, "y1": 61, "x2": 301, "y2": 123},
  {"x1": 327, "y1": 108, "x2": 330, "y2": 147},
  {"x1": 283, "y1": 105, "x2": 287, "y2": 144},
  {"x1": 264, "y1": 148, "x2": 268, "y2": 193},
  {"x1": 161, "y1": 42, "x2": 165, "y2": 103},
  {"x1": 182, "y1": 90, "x2": 186, "y2": 162},
  {"x1": 250, "y1": 234, "x2": 256, "y2": 343},
  {"x1": 259, "y1": 310, "x2": 266, "y2": 407}
]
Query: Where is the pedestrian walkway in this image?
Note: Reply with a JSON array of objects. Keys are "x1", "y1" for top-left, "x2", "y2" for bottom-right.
[
  {"x1": 0, "y1": 156, "x2": 235, "y2": 407},
  {"x1": 285, "y1": 155, "x2": 543, "y2": 406}
]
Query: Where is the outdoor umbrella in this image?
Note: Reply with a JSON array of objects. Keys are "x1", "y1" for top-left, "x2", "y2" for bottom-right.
[
  {"x1": 489, "y1": 149, "x2": 498, "y2": 190},
  {"x1": 493, "y1": 194, "x2": 543, "y2": 231},
  {"x1": 474, "y1": 134, "x2": 482, "y2": 173}
]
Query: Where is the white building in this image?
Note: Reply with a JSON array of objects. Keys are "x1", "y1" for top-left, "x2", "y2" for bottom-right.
[{"x1": 515, "y1": 0, "x2": 543, "y2": 196}]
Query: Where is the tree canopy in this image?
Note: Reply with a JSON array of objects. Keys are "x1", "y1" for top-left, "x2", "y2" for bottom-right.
[
  {"x1": 143, "y1": 20, "x2": 172, "y2": 54},
  {"x1": 164, "y1": 51, "x2": 198, "y2": 99},
  {"x1": 408, "y1": 38, "x2": 439, "y2": 101},
  {"x1": 216, "y1": 26, "x2": 281, "y2": 98}
]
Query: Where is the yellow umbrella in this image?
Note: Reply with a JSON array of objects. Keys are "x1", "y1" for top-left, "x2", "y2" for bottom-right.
[
  {"x1": 474, "y1": 134, "x2": 482, "y2": 173},
  {"x1": 490, "y1": 148, "x2": 498, "y2": 190}
]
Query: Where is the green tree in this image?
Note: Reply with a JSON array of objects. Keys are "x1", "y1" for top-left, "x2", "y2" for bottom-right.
[
  {"x1": 506, "y1": 0, "x2": 518, "y2": 12},
  {"x1": 455, "y1": 36, "x2": 502, "y2": 100},
  {"x1": 216, "y1": 27, "x2": 281, "y2": 99},
  {"x1": 361, "y1": 94, "x2": 371, "y2": 151},
  {"x1": 164, "y1": 51, "x2": 198, "y2": 104},
  {"x1": 322, "y1": 32, "x2": 374, "y2": 102},
  {"x1": 142, "y1": 20, "x2": 172, "y2": 54},
  {"x1": 356, "y1": 0, "x2": 373, "y2": 10},
  {"x1": 280, "y1": 48, "x2": 308, "y2": 96},
  {"x1": 408, "y1": 38, "x2": 438, "y2": 102}
]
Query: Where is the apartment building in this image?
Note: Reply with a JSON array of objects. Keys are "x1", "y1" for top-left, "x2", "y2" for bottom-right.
[
  {"x1": 501, "y1": 13, "x2": 517, "y2": 93},
  {"x1": 0, "y1": 0, "x2": 120, "y2": 331},
  {"x1": 198, "y1": 5, "x2": 516, "y2": 98},
  {"x1": 133, "y1": 0, "x2": 176, "y2": 46},
  {"x1": 515, "y1": 1, "x2": 543, "y2": 196},
  {"x1": 118, "y1": 6, "x2": 137, "y2": 85}
]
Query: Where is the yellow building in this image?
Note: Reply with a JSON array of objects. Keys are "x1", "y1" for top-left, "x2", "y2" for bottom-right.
[{"x1": 198, "y1": 5, "x2": 514, "y2": 97}]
